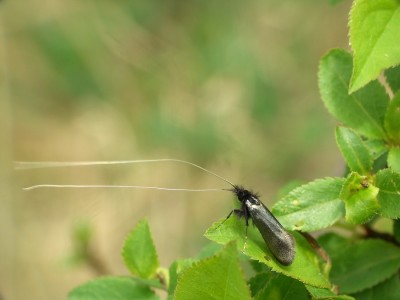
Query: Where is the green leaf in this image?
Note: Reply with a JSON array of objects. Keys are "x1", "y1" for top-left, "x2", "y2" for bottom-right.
[
  {"x1": 319, "y1": 49, "x2": 389, "y2": 139},
  {"x1": 68, "y1": 276, "x2": 159, "y2": 300},
  {"x1": 329, "y1": 239, "x2": 400, "y2": 294},
  {"x1": 375, "y1": 169, "x2": 400, "y2": 218},
  {"x1": 168, "y1": 259, "x2": 195, "y2": 300},
  {"x1": 349, "y1": 0, "x2": 400, "y2": 93},
  {"x1": 388, "y1": 147, "x2": 400, "y2": 173},
  {"x1": 317, "y1": 232, "x2": 350, "y2": 256},
  {"x1": 249, "y1": 272, "x2": 273, "y2": 297},
  {"x1": 385, "y1": 92, "x2": 400, "y2": 143},
  {"x1": 385, "y1": 65, "x2": 400, "y2": 93},
  {"x1": 205, "y1": 217, "x2": 331, "y2": 288},
  {"x1": 352, "y1": 274, "x2": 400, "y2": 300},
  {"x1": 122, "y1": 218, "x2": 159, "y2": 279},
  {"x1": 273, "y1": 178, "x2": 346, "y2": 232},
  {"x1": 305, "y1": 285, "x2": 354, "y2": 300},
  {"x1": 174, "y1": 242, "x2": 252, "y2": 300},
  {"x1": 335, "y1": 127, "x2": 373, "y2": 174},
  {"x1": 364, "y1": 139, "x2": 388, "y2": 160},
  {"x1": 340, "y1": 172, "x2": 380, "y2": 224},
  {"x1": 254, "y1": 273, "x2": 309, "y2": 300}
]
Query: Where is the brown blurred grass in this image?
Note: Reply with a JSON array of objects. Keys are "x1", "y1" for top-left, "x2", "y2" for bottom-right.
[{"x1": 1, "y1": 0, "x2": 350, "y2": 299}]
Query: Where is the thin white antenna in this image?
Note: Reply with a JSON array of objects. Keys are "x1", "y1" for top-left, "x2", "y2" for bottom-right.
[
  {"x1": 23, "y1": 184, "x2": 228, "y2": 192},
  {"x1": 15, "y1": 158, "x2": 236, "y2": 188}
]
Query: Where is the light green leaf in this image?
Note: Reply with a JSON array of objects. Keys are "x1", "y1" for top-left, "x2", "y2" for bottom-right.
[
  {"x1": 335, "y1": 127, "x2": 372, "y2": 174},
  {"x1": 254, "y1": 273, "x2": 309, "y2": 300},
  {"x1": 68, "y1": 276, "x2": 159, "y2": 300},
  {"x1": 352, "y1": 274, "x2": 400, "y2": 300},
  {"x1": 273, "y1": 178, "x2": 346, "y2": 232},
  {"x1": 168, "y1": 259, "x2": 195, "y2": 300},
  {"x1": 385, "y1": 65, "x2": 400, "y2": 93},
  {"x1": 174, "y1": 242, "x2": 252, "y2": 300},
  {"x1": 305, "y1": 285, "x2": 355, "y2": 300},
  {"x1": 388, "y1": 147, "x2": 400, "y2": 173},
  {"x1": 122, "y1": 218, "x2": 159, "y2": 279},
  {"x1": 349, "y1": 0, "x2": 400, "y2": 93},
  {"x1": 329, "y1": 239, "x2": 400, "y2": 294},
  {"x1": 340, "y1": 172, "x2": 380, "y2": 224},
  {"x1": 205, "y1": 217, "x2": 331, "y2": 288},
  {"x1": 385, "y1": 92, "x2": 400, "y2": 143},
  {"x1": 375, "y1": 169, "x2": 400, "y2": 218},
  {"x1": 319, "y1": 49, "x2": 389, "y2": 139}
]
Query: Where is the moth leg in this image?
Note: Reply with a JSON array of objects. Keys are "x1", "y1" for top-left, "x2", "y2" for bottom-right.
[
  {"x1": 216, "y1": 209, "x2": 243, "y2": 229},
  {"x1": 243, "y1": 215, "x2": 249, "y2": 253}
]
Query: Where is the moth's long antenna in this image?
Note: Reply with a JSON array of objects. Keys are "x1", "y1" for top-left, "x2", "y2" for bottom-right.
[
  {"x1": 15, "y1": 158, "x2": 236, "y2": 188},
  {"x1": 23, "y1": 184, "x2": 228, "y2": 192}
]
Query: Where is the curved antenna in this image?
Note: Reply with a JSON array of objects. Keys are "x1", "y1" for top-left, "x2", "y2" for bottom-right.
[
  {"x1": 23, "y1": 184, "x2": 229, "y2": 192},
  {"x1": 15, "y1": 158, "x2": 236, "y2": 188}
]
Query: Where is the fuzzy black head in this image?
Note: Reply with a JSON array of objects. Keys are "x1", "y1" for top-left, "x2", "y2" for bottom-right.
[{"x1": 231, "y1": 185, "x2": 259, "y2": 203}]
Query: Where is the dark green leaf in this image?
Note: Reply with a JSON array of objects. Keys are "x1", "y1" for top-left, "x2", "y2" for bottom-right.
[
  {"x1": 205, "y1": 217, "x2": 331, "y2": 288},
  {"x1": 174, "y1": 242, "x2": 252, "y2": 300},
  {"x1": 349, "y1": 0, "x2": 400, "y2": 92},
  {"x1": 352, "y1": 274, "x2": 400, "y2": 300},
  {"x1": 384, "y1": 92, "x2": 400, "y2": 143},
  {"x1": 122, "y1": 218, "x2": 159, "y2": 279},
  {"x1": 335, "y1": 127, "x2": 372, "y2": 174},
  {"x1": 375, "y1": 169, "x2": 400, "y2": 218},
  {"x1": 248, "y1": 272, "x2": 274, "y2": 297},
  {"x1": 317, "y1": 232, "x2": 350, "y2": 255},
  {"x1": 319, "y1": 49, "x2": 389, "y2": 139},
  {"x1": 385, "y1": 65, "x2": 400, "y2": 93},
  {"x1": 68, "y1": 276, "x2": 159, "y2": 300},
  {"x1": 393, "y1": 219, "x2": 400, "y2": 243},
  {"x1": 340, "y1": 172, "x2": 380, "y2": 224},
  {"x1": 329, "y1": 239, "x2": 400, "y2": 293},
  {"x1": 254, "y1": 273, "x2": 309, "y2": 300},
  {"x1": 273, "y1": 178, "x2": 346, "y2": 232},
  {"x1": 388, "y1": 147, "x2": 400, "y2": 173}
]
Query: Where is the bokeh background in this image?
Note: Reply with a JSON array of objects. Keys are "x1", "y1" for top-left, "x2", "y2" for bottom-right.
[{"x1": 1, "y1": 0, "x2": 351, "y2": 299}]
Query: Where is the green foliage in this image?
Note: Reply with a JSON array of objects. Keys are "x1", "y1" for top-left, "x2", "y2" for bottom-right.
[
  {"x1": 375, "y1": 169, "x2": 400, "y2": 218},
  {"x1": 68, "y1": 277, "x2": 159, "y2": 300},
  {"x1": 388, "y1": 146, "x2": 400, "y2": 172},
  {"x1": 335, "y1": 127, "x2": 372, "y2": 174},
  {"x1": 349, "y1": 0, "x2": 400, "y2": 93},
  {"x1": 340, "y1": 172, "x2": 380, "y2": 224},
  {"x1": 121, "y1": 218, "x2": 159, "y2": 279},
  {"x1": 385, "y1": 66, "x2": 400, "y2": 93},
  {"x1": 319, "y1": 49, "x2": 389, "y2": 139},
  {"x1": 385, "y1": 93, "x2": 400, "y2": 143},
  {"x1": 69, "y1": 0, "x2": 400, "y2": 299},
  {"x1": 272, "y1": 178, "x2": 345, "y2": 232},
  {"x1": 174, "y1": 242, "x2": 252, "y2": 300},
  {"x1": 328, "y1": 239, "x2": 400, "y2": 293},
  {"x1": 352, "y1": 275, "x2": 400, "y2": 300}
]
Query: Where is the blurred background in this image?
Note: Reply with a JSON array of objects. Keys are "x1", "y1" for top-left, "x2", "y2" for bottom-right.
[{"x1": 1, "y1": 0, "x2": 350, "y2": 299}]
